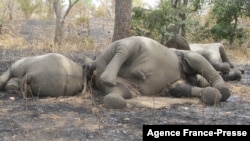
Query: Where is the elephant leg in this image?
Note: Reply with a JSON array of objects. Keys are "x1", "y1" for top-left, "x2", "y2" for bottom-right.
[
  {"x1": 4, "y1": 78, "x2": 20, "y2": 91},
  {"x1": 103, "y1": 83, "x2": 132, "y2": 109},
  {"x1": 169, "y1": 80, "x2": 222, "y2": 105},
  {"x1": 219, "y1": 46, "x2": 235, "y2": 68},
  {"x1": 184, "y1": 52, "x2": 231, "y2": 101},
  {"x1": 222, "y1": 68, "x2": 242, "y2": 81},
  {"x1": 209, "y1": 59, "x2": 231, "y2": 73},
  {"x1": 99, "y1": 46, "x2": 129, "y2": 87},
  {"x1": 4, "y1": 78, "x2": 24, "y2": 96},
  {"x1": 0, "y1": 68, "x2": 11, "y2": 90},
  {"x1": 196, "y1": 74, "x2": 210, "y2": 87},
  {"x1": 185, "y1": 75, "x2": 209, "y2": 87}
]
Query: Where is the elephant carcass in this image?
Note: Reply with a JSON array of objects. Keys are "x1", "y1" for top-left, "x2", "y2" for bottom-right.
[
  {"x1": 91, "y1": 36, "x2": 231, "y2": 109},
  {"x1": 0, "y1": 53, "x2": 90, "y2": 97},
  {"x1": 165, "y1": 36, "x2": 243, "y2": 81},
  {"x1": 189, "y1": 43, "x2": 244, "y2": 81}
]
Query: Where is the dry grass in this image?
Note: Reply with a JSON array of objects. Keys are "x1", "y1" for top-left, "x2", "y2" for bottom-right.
[
  {"x1": 0, "y1": 34, "x2": 28, "y2": 49},
  {"x1": 0, "y1": 18, "x2": 112, "y2": 58},
  {"x1": 0, "y1": 34, "x2": 101, "y2": 53},
  {"x1": 227, "y1": 82, "x2": 250, "y2": 97},
  {"x1": 225, "y1": 46, "x2": 250, "y2": 64}
]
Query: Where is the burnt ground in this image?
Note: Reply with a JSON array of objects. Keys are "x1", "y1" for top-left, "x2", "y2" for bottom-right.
[
  {"x1": 0, "y1": 49, "x2": 250, "y2": 141},
  {"x1": 0, "y1": 19, "x2": 250, "y2": 141}
]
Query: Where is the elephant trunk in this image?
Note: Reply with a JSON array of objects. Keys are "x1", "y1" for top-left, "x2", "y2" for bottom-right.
[
  {"x1": 211, "y1": 62, "x2": 230, "y2": 73},
  {"x1": 184, "y1": 52, "x2": 231, "y2": 101},
  {"x1": 169, "y1": 80, "x2": 222, "y2": 105}
]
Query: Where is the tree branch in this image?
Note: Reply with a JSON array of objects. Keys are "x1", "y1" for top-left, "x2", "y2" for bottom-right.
[
  {"x1": 63, "y1": 0, "x2": 80, "y2": 19},
  {"x1": 98, "y1": 0, "x2": 112, "y2": 18},
  {"x1": 53, "y1": 0, "x2": 60, "y2": 18}
]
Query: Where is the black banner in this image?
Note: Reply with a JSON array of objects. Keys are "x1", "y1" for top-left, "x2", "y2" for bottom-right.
[{"x1": 143, "y1": 125, "x2": 250, "y2": 139}]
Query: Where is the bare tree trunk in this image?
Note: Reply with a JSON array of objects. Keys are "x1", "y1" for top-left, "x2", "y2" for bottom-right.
[
  {"x1": 98, "y1": 0, "x2": 113, "y2": 18},
  {"x1": 180, "y1": 0, "x2": 188, "y2": 37},
  {"x1": 53, "y1": 0, "x2": 79, "y2": 44},
  {"x1": 112, "y1": 0, "x2": 132, "y2": 42},
  {"x1": 54, "y1": 17, "x2": 64, "y2": 44},
  {"x1": 47, "y1": 0, "x2": 54, "y2": 20},
  {"x1": 7, "y1": 0, "x2": 14, "y2": 20},
  {"x1": 168, "y1": 0, "x2": 188, "y2": 37},
  {"x1": 0, "y1": 24, "x2": 2, "y2": 34},
  {"x1": 53, "y1": 0, "x2": 64, "y2": 44}
]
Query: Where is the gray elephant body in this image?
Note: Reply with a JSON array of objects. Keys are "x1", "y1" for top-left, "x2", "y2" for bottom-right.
[
  {"x1": 95, "y1": 36, "x2": 180, "y2": 96},
  {"x1": 165, "y1": 35, "x2": 243, "y2": 81},
  {"x1": 0, "y1": 53, "x2": 85, "y2": 97},
  {"x1": 190, "y1": 43, "x2": 233, "y2": 70},
  {"x1": 189, "y1": 43, "x2": 243, "y2": 81},
  {"x1": 92, "y1": 36, "x2": 231, "y2": 109}
]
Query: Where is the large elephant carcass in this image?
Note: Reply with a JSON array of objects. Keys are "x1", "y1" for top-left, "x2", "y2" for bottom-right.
[
  {"x1": 90, "y1": 36, "x2": 231, "y2": 109},
  {"x1": 0, "y1": 53, "x2": 91, "y2": 97}
]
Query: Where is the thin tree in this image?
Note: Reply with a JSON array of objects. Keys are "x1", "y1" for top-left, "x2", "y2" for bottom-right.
[
  {"x1": 98, "y1": 0, "x2": 113, "y2": 18},
  {"x1": 17, "y1": 0, "x2": 41, "y2": 19},
  {"x1": 112, "y1": 0, "x2": 132, "y2": 42},
  {"x1": 53, "y1": 0, "x2": 80, "y2": 44},
  {"x1": 7, "y1": 0, "x2": 14, "y2": 20}
]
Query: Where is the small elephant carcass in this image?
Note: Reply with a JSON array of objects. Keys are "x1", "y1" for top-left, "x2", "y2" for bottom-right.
[
  {"x1": 165, "y1": 36, "x2": 243, "y2": 81},
  {"x1": 89, "y1": 36, "x2": 231, "y2": 109},
  {"x1": 0, "y1": 53, "x2": 90, "y2": 97},
  {"x1": 189, "y1": 43, "x2": 244, "y2": 81}
]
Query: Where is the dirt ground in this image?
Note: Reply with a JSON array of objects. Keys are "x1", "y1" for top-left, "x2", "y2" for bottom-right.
[
  {"x1": 0, "y1": 19, "x2": 250, "y2": 141},
  {"x1": 0, "y1": 48, "x2": 250, "y2": 141}
]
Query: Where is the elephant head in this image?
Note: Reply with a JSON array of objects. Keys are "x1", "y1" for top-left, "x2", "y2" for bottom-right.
[
  {"x1": 0, "y1": 53, "x2": 93, "y2": 97},
  {"x1": 91, "y1": 36, "x2": 231, "y2": 109}
]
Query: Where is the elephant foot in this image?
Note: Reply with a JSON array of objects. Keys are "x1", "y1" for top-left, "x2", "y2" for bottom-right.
[
  {"x1": 4, "y1": 78, "x2": 19, "y2": 91},
  {"x1": 200, "y1": 87, "x2": 222, "y2": 105},
  {"x1": 103, "y1": 93, "x2": 127, "y2": 109},
  {"x1": 220, "y1": 63, "x2": 231, "y2": 73},
  {"x1": 214, "y1": 84, "x2": 231, "y2": 101},
  {"x1": 100, "y1": 73, "x2": 117, "y2": 87},
  {"x1": 227, "y1": 68, "x2": 242, "y2": 81}
]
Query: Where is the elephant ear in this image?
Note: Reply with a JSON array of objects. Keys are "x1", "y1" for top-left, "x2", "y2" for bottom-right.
[
  {"x1": 166, "y1": 35, "x2": 191, "y2": 50},
  {"x1": 181, "y1": 57, "x2": 196, "y2": 78}
]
